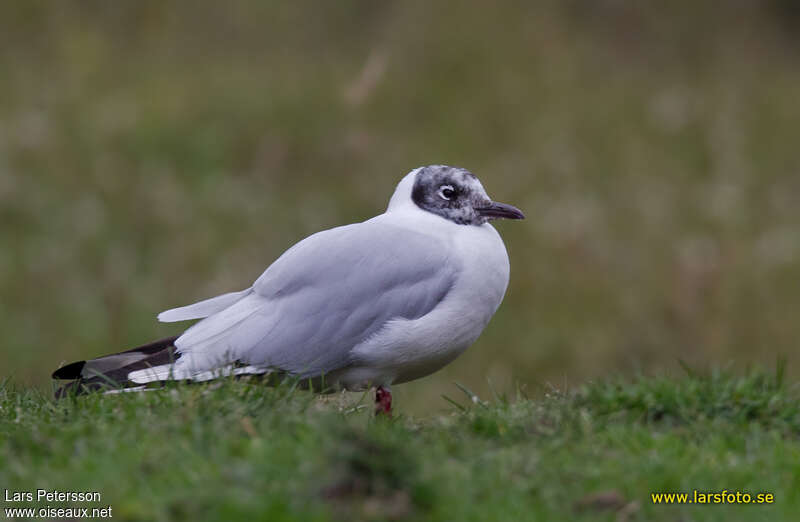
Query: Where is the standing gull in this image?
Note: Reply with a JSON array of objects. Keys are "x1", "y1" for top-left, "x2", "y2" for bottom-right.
[{"x1": 52, "y1": 165, "x2": 524, "y2": 414}]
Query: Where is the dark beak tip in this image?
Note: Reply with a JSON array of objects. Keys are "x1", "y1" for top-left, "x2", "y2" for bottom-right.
[{"x1": 477, "y1": 201, "x2": 525, "y2": 221}]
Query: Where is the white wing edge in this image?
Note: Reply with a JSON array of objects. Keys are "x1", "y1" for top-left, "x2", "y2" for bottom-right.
[
  {"x1": 127, "y1": 363, "x2": 270, "y2": 384},
  {"x1": 157, "y1": 288, "x2": 252, "y2": 323}
]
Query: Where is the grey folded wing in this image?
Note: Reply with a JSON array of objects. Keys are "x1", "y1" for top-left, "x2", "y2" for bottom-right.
[{"x1": 173, "y1": 221, "x2": 459, "y2": 377}]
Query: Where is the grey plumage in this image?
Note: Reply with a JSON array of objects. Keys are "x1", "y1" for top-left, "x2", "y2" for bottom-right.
[{"x1": 164, "y1": 221, "x2": 457, "y2": 378}]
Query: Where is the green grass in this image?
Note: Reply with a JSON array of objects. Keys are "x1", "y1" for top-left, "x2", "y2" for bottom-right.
[{"x1": 3, "y1": 367, "x2": 798, "y2": 521}]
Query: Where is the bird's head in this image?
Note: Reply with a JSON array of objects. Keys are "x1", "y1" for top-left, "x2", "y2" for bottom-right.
[{"x1": 389, "y1": 165, "x2": 525, "y2": 226}]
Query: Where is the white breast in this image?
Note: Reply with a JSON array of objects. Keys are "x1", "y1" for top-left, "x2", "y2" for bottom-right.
[{"x1": 338, "y1": 212, "x2": 510, "y2": 389}]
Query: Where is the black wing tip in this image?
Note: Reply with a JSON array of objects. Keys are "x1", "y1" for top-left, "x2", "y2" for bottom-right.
[
  {"x1": 50, "y1": 336, "x2": 179, "y2": 381},
  {"x1": 52, "y1": 360, "x2": 86, "y2": 380}
]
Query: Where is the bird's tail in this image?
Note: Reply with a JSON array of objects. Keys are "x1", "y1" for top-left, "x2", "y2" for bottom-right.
[{"x1": 51, "y1": 336, "x2": 180, "y2": 398}]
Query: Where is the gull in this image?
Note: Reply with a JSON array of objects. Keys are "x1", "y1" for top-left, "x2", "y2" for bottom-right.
[{"x1": 52, "y1": 165, "x2": 524, "y2": 414}]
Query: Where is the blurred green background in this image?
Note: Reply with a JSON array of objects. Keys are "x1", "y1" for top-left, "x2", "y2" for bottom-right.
[{"x1": 2, "y1": 1, "x2": 799, "y2": 414}]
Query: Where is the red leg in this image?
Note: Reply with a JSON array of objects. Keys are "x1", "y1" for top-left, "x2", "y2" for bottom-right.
[{"x1": 375, "y1": 386, "x2": 392, "y2": 416}]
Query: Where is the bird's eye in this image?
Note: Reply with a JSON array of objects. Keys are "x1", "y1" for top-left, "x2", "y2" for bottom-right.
[{"x1": 438, "y1": 185, "x2": 456, "y2": 200}]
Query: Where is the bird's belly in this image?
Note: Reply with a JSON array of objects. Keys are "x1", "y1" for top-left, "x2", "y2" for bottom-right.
[
  {"x1": 332, "y1": 346, "x2": 465, "y2": 391},
  {"x1": 334, "y1": 313, "x2": 482, "y2": 390}
]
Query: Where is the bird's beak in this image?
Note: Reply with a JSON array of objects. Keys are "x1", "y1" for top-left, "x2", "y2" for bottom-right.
[{"x1": 475, "y1": 201, "x2": 525, "y2": 220}]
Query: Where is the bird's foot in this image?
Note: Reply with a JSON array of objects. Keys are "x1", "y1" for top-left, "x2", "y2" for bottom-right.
[{"x1": 375, "y1": 386, "x2": 392, "y2": 417}]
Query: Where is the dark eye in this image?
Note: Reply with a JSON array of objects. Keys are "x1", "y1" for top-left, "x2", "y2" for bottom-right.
[{"x1": 438, "y1": 185, "x2": 456, "y2": 200}]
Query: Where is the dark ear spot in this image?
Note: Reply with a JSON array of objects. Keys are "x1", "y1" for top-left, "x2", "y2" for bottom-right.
[{"x1": 411, "y1": 182, "x2": 425, "y2": 208}]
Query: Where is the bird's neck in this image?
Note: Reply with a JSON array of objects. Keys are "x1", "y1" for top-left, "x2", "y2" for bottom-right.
[{"x1": 386, "y1": 169, "x2": 422, "y2": 214}]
